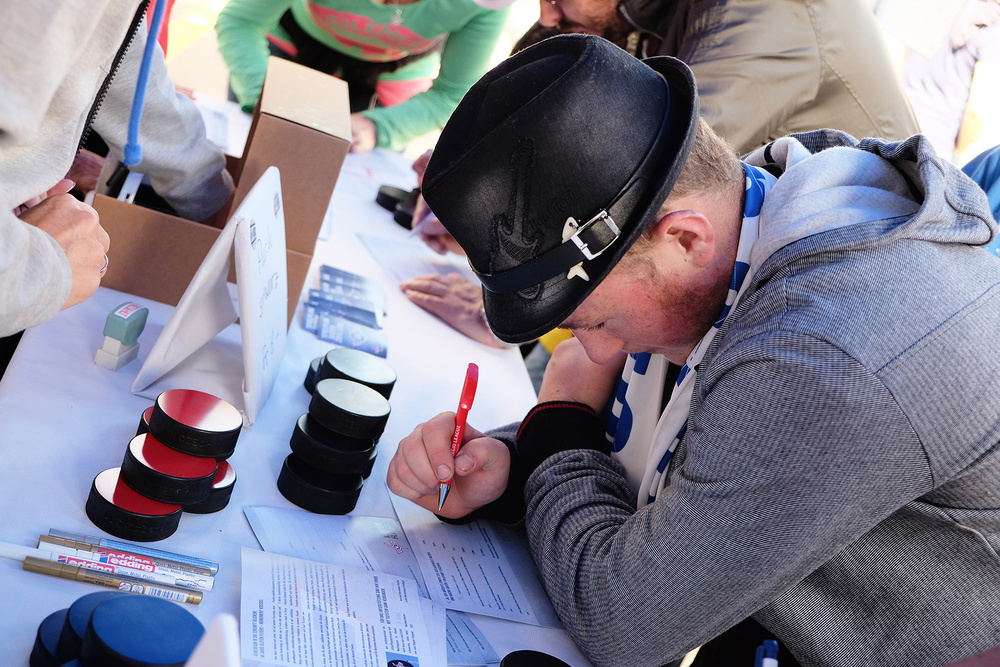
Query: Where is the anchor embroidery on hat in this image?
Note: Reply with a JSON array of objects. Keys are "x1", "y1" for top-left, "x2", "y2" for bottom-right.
[{"x1": 491, "y1": 140, "x2": 545, "y2": 294}]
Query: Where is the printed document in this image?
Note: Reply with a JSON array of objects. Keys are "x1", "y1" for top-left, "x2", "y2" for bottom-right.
[{"x1": 240, "y1": 548, "x2": 440, "y2": 667}]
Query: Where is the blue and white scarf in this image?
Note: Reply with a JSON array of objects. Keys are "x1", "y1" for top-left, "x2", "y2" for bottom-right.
[{"x1": 605, "y1": 163, "x2": 776, "y2": 507}]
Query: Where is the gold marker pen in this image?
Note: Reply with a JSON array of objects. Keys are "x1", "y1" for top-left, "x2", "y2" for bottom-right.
[{"x1": 22, "y1": 557, "x2": 202, "y2": 605}]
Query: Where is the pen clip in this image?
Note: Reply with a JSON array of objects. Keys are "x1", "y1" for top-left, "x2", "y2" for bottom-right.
[{"x1": 456, "y1": 363, "x2": 479, "y2": 417}]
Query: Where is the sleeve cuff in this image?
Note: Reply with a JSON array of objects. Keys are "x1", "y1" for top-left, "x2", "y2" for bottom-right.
[{"x1": 517, "y1": 401, "x2": 610, "y2": 475}]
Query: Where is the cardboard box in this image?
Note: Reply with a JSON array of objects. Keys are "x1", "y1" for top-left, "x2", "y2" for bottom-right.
[{"x1": 96, "y1": 57, "x2": 352, "y2": 326}]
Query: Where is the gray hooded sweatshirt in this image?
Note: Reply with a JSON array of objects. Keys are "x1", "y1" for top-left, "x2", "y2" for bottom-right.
[
  {"x1": 0, "y1": 1, "x2": 233, "y2": 337},
  {"x1": 513, "y1": 130, "x2": 1000, "y2": 666}
]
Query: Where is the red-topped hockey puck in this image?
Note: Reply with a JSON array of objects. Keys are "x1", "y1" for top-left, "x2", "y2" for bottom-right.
[
  {"x1": 148, "y1": 389, "x2": 242, "y2": 459},
  {"x1": 120, "y1": 434, "x2": 217, "y2": 505},
  {"x1": 85, "y1": 468, "x2": 182, "y2": 542},
  {"x1": 183, "y1": 461, "x2": 237, "y2": 514},
  {"x1": 135, "y1": 406, "x2": 153, "y2": 436}
]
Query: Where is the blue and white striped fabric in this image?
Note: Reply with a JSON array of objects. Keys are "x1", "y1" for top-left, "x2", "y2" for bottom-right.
[{"x1": 606, "y1": 162, "x2": 776, "y2": 507}]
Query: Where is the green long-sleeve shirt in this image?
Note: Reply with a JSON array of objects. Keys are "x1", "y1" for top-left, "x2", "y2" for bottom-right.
[{"x1": 216, "y1": 0, "x2": 509, "y2": 150}]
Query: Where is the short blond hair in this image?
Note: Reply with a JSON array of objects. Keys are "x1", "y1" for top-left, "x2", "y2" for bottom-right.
[{"x1": 626, "y1": 118, "x2": 742, "y2": 259}]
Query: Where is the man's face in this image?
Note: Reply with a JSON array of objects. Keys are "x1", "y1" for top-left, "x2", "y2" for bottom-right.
[
  {"x1": 559, "y1": 251, "x2": 728, "y2": 366},
  {"x1": 538, "y1": 0, "x2": 632, "y2": 40}
]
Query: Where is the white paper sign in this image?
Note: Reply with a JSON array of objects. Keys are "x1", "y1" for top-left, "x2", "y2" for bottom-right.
[{"x1": 131, "y1": 166, "x2": 287, "y2": 426}]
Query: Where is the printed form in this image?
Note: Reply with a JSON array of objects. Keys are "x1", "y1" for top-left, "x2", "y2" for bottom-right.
[
  {"x1": 389, "y1": 495, "x2": 560, "y2": 627},
  {"x1": 243, "y1": 506, "x2": 499, "y2": 665},
  {"x1": 240, "y1": 548, "x2": 439, "y2": 667}
]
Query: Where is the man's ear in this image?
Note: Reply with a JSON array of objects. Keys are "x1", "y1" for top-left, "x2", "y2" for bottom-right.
[{"x1": 648, "y1": 209, "x2": 716, "y2": 267}]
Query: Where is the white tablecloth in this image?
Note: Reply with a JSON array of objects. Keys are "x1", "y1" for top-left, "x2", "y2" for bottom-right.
[{"x1": 0, "y1": 150, "x2": 591, "y2": 666}]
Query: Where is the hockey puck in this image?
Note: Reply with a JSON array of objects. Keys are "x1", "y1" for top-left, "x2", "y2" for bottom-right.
[
  {"x1": 317, "y1": 348, "x2": 396, "y2": 399},
  {"x1": 308, "y1": 379, "x2": 390, "y2": 440},
  {"x1": 289, "y1": 413, "x2": 376, "y2": 474},
  {"x1": 136, "y1": 406, "x2": 153, "y2": 436},
  {"x1": 120, "y1": 434, "x2": 217, "y2": 505},
  {"x1": 80, "y1": 594, "x2": 204, "y2": 667},
  {"x1": 277, "y1": 454, "x2": 363, "y2": 515},
  {"x1": 30, "y1": 608, "x2": 70, "y2": 667},
  {"x1": 304, "y1": 356, "x2": 323, "y2": 394},
  {"x1": 148, "y1": 389, "x2": 242, "y2": 459},
  {"x1": 183, "y1": 461, "x2": 237, "y2": 514},
  {"x1": 85, "y1": 468, "x2": 182, "y2": 542},
  {"x1": 57, "y1": 592, "x2": 126, "y2": 661}
]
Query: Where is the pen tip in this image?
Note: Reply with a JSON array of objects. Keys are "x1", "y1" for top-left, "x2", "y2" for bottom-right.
[{"x1": 437, "y1": 483, "x2": 449, "y2": 511}]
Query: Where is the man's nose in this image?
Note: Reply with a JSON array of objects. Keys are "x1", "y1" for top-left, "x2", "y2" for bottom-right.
[
  {"x1": 538, "y1": 0, "x2": 563, "y2": 27},
  {"x1": 572, "y1": 329, "x2": 626, "y2": 365}
]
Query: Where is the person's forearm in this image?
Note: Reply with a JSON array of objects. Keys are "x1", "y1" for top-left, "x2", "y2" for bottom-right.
[{"x1": 93, "y1": 26, "x2": 233, "y2": 221}]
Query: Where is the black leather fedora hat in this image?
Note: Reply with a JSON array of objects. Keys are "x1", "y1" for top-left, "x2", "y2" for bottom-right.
[{"x1": 422, "y1": 35, "x2": 699, "y2": 344}]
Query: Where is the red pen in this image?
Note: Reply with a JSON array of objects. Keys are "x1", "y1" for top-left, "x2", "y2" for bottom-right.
[{"x1": 438, "y1": 363, "x2": 479, "y2": 510}]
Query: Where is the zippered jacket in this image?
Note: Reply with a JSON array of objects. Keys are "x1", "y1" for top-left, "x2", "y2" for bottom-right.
[{"x1": 0, "y1": 0, "x2": 233, "y2": 337}]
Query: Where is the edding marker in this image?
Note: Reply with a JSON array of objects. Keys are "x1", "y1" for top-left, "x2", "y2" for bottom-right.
[
  {"x1": 36, "y1": 537, "x2": 215, "y2": 591},
  {"x1": 0, "y1": 541, "x2": 213, "y2": 591},
  {"x1": 22, "y1": 557, "x2": 202, "y2": 605},
  {"x1": 48, "y1": 528, "x2": 219, "y2": 574}
]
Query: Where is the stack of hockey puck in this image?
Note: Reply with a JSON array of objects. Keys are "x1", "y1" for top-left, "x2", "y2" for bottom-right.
[
  {"x1": 30, "y1": 591, "x2": 203, "y2": 667},
  {"x1": 86, "y1": 389, "x2": 242, "y2": 542},
  {"x1": 279, "y1": 348, "x2": 395, "y2": 514}
]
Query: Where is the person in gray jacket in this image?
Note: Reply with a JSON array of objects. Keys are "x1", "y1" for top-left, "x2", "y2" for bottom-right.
[
  {"x1": 0, "y1": 0, "x2": 234, "y2": 339},
  {"x1": 387, "y1": 35, "x2": 1000, "y2": 666},
  {"x1": 519, "y1": 0, "x2": 918, "y2": 153}
]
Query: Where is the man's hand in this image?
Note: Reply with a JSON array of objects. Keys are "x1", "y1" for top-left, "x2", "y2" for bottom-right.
[
  {"x1": 387, "y1": 412, "x2": 511, "y2": 519},
  {"x1": 410, "y1": 195, "x2": 465, "y2": 256},
  {"x1": 401, "y1": 273, "x2": 505, "y2": 348},
  {"x1": 349, "y1": 114, "x2": 378, "y2": 153},
  {"x1": 538, "y1": 336, "x2": 625, "y2": 412},
  {"x1": 407, "y1": 148, "x2": 465, "y2": 255},
  {"x1": 411, "y1": 149, "x2": 433, "y2": 181},
  {"x1": 18, "y1": 187, "x2": 110, "y2": 310}
]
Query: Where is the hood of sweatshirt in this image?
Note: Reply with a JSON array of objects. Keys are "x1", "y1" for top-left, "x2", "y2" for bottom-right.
[{"x1": 743, "y1": 129, "x2": 996, "y2": 271}]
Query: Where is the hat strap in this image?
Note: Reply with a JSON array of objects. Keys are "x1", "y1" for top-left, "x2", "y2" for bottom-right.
[{"x1": 473, "y1": 75, "x2": 673, "y2": 294}]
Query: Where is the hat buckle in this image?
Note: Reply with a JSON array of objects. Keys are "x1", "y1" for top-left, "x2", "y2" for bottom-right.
[{"x1": 561, "y1": 210, "x2": 622, "y2": 281}]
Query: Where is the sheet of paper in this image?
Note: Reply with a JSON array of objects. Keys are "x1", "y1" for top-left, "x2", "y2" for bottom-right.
[
  {"x1": 447, "y1": 611, "x2": 502, "y2": 666},
  {"x1": 389, "y1": 494, "x2": 561, "y2": 627},
  {"x1": 192, "y1": 92, "x2": 253, "y2": 157},
  {"x1": 244, "y1": 506, "x2": 428, "y2": 597},
  {"x1": 357, "y1": 233, "x2": 479, "y2": 286},
  {"x1": 241, "y1": 548, "x2": 440, "y2": 667},
  {"x1": 245, "y1": 506, "x2": 511, "y2": 665}
]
